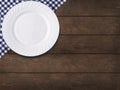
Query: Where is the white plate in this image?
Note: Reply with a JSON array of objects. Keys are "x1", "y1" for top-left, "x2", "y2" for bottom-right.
[{"x1": 2, "y1": 1, "x2": 59, "y2": 57}]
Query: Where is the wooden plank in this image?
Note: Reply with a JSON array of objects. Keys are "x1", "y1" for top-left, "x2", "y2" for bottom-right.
[
  {"x1": 0, "y1": 54, "x2": 120, "y2": 72},
  {"x1": 0, "y1": 73, "x2": 119, "y2": 90},
  {"x1": 51, "y1": 36, "x2": 120, "y2": 54},
  {"x1": 59, "y1": 17, "x2": 120, "y2": 35},
  {"x1": 56, "y1": 0, "x2": 120, "y2": 16},
  {"x1": 8, "y1": 36, "x2": 120, "y2": 54}
]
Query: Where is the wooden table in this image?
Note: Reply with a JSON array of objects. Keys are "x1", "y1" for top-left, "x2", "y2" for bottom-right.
[{"x1": 1, "y1": 0, "x2": 120, "y2": 90}]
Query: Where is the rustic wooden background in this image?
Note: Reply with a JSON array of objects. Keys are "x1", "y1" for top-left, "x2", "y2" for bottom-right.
[{"x1": 1, "y1": 0, "x2": 120, "y2": 90}]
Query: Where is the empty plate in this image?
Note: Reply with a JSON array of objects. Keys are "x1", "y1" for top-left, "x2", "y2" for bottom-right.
[{"x1": 2, "y1": 1, "x2": 59, "y2": 57}]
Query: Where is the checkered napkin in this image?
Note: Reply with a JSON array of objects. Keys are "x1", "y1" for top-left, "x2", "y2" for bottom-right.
[{"x1": 0, "y1": 0, "x2": 66, "y2": 58}]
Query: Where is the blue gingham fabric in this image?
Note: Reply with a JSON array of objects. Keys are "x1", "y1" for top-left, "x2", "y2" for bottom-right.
[{"x1": 0, "y1": 0, "x2": 66, "y2": 58}]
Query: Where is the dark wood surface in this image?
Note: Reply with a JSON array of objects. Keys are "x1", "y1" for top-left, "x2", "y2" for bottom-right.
[{"x1": 1, "y1": 0, "x2": 120, "y2": 90}]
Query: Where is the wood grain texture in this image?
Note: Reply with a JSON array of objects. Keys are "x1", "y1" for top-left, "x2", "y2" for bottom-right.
[
  {"x1": 59, "y1": 17, "x2": 120, "y2": 35},
  {"x1": 1, "y1": 0, "x2": 120, "y2": 89},
  {"x1": 57, "y1": 0, "x2": 120, "y2": 16},
  {"x1": 0, "y1": 73, "x2": 119, "y2": 90},
  {"x1": 0, "y1": 54, "x2": 120, "y2": 72},
  {"x1": 51, "y1": 36, "x2": 120, "y2": 54}
]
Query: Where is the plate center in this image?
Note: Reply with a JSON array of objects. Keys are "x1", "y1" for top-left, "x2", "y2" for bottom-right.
[{"x1": 14, "y1": 12, "x2": 47, "y2": 45}]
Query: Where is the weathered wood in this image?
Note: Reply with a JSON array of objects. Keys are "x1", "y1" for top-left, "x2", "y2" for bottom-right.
[
  {"x1": 59, "y1": 17, "x2": 120, "y2": 35},
  {"x1": 1, "y1": 0, "x2": 120, "y2": 90},
  {"x1": 51, "y1": 36, "x2": 120, "y2": 54},
  {"x1": 0, "y1": 54, "x2": 120, "y2": 73},
  {"x1": 57, "y1": 0, "x2": 120, "y2": 16},
  {"x1": 0, "y1": 73, "x2": 119, "y2": 90}
]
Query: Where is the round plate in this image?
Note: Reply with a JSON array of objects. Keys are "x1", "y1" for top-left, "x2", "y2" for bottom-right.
[{"x1": 2, "y1": 1, "x2": 59, "y2": 57}]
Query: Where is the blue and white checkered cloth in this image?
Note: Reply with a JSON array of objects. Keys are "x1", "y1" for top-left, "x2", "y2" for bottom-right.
[{"x1": 0, "y1": 0, "x2": 66, "y2": 58}]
